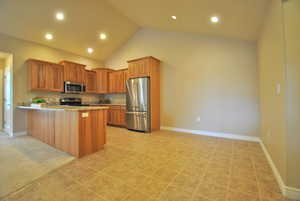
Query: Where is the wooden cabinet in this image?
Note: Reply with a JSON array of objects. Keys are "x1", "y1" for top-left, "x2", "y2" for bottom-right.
[
  {"x1": 27, "y1": 109, "x2": 108, "y2": 158},
  {"x1": 48, "y1": 64, "x2": 64, "y2": 92},
  {"x1": 94, "y1": 68, "x2": 109, "y2": 94},
  {"x1": 108, "y1": 69, "x2": 128, "y2": 93},
  {"x1": 78, "y1": 110, "x2": 107, "y2": 157},
  {"x1": 120, "y1": 106, "x2": 126, "y2": 126},
  {"x1": 128, "y1": 58, "x2": 150, "y2": 78},
  {"x1": 60, "y1": 61, "x2": 86, "y2": 83},
  {"x1": 107, "y1": 105, "x2": 126, "y2": 126},
  {"x1": 84, "y1": 70, "x2": 97, "y2": 93},
  {"x1": 27, "y1": 59, "x2": 64, "y2": 92},
  {"x1": 127, "y1": 56, "x2": 160, "y2": 131},
  {"x1": 122, "y1": 69, "x2": 128, "y2": 93}
]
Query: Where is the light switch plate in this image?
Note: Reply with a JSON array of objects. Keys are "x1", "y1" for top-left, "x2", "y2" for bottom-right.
[
  {"x1": 276, "y1": 83, "x2": 281, "y2": 95},
  {"x1": 82, "y1": 112, "x2": 89, "y2": 118}
]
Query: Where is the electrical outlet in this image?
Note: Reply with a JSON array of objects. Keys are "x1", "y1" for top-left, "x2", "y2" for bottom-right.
[{"x1": 81, "y1": 112, "x2": 89, "y2": 118}]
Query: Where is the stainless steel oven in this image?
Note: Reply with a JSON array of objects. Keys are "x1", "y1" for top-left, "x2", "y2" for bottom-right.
[{"x1": 64, "y1": 81, "x2": 85, "y2": 94}]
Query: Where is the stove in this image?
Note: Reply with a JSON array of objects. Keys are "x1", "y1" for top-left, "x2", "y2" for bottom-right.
[{"x1": 59, "y1": 97, "x2": 90, "y2": 106}]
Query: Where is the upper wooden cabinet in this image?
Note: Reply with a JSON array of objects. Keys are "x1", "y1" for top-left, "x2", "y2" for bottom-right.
[
  {"x1": 94, "y1": 68, "x2": 110, "y2": 94},
  {"x1": 108, "y1": 69, "x2": 128, "y2": 93},
  {"x1": 84, "y1": 70, "x2": 97, "y2": 93},
  {"x1": 60, "y1": 61, "x2": 86, "y2": 84},
  {"x1": 27, "y1": 59, "x2": 64, "y2": 92}
]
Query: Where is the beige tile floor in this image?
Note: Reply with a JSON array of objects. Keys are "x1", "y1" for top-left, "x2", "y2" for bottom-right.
[
  {"x1": 1, "y1": 127, "x2": 295, "y2": 201},
  {"x1": 0, "y1": 134, "x2": 74, "y2": 198}
]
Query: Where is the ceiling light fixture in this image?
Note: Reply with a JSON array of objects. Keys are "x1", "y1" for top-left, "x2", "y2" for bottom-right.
[
  {"x1": 171, "y1": 16, "x2": 177, "y2": 20},
  {"x1": 99, "y1": 33, "x2": 107, "y2": 40},
  {"x1": 87, "y1": 48, "x2": 94, "y2": 54},
  {"x1": 211, "y1": 16, "x2": 220, "y2": 23},
  {"x1": 45, "y1": 33, "x2": 53, "y2": 40},
  {"x1": 56, "y1": 12, "x2": 64, "y2": 20}
]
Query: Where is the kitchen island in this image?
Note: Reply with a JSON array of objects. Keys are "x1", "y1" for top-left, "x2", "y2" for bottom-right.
[{"x1": 18, "y1": 105, "x2": 108, "y2": 157}]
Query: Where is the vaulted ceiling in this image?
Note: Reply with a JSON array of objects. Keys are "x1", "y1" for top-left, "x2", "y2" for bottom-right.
[
  {"x1": 106, "y1": 0, "x2": 270, "y2": 41},
  {"x1": 0, "y1": 0, "x2": 139, "y2": 60},
  {"x1": 0, "y1": 0, "x2": 270, "y2": 61}
]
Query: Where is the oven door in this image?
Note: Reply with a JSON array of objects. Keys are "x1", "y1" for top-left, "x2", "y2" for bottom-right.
[{"x1": 64, "y1": 82, "x2": 85, "y2": 94}]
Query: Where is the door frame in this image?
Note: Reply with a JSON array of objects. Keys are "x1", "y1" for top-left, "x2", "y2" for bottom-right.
[{"x1": 0, "y1": 52, "x2": 14, "y2": 137}]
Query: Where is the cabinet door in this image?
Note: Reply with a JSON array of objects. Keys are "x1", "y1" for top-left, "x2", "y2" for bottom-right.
[
  {"x1": 122, "y1": 70, "x2": 128, "y2": 93},
  {"x1": 29, "y1": 60, "x2": 48, "y2": 90},
  {"x1": 120, "y1": 106, "x2": 126, "y2": 126},
  {"x1": 61, "y1": 61, "x2": 85, "y2": 83},
  {"x1": 48, "y1": 64, "x2": 64, "y2": 92},
  {"x1": 118, "y1": 71, "x2": 125, "y2": 93},
  {"x1": 128, "y1": 59, "x2": 149, "y2": 78},
  {"x1": 108, "y1": 106, "x2": 122, "y2": 125},
  {"x1": 108, "y1": 72, "x2": 116, "y2": 93},
  {"x1": 76, "y1": 65, "x2": 85, "y2": 83},
  {"x1": 85, "y1": 71, "x2": 97, "y2": 93},
  {"x1": 95, "y1": 70, "x2": 108, "y2": 93},
  {"x1": 63, "y1": 63, "x2": 76, "y2": 82}
]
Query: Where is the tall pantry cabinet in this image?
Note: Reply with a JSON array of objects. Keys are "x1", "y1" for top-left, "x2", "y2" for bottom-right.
[{"x1": 127, "y1": 56, "x2": 160, "y2": 131}]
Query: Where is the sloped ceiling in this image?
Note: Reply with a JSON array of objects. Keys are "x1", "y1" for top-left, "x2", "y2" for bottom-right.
[
  {"x1": 0, "y1": 0, "x2": 139, "y2": 61},
  {"x1": 106, "y1": 0, "x2": 270, "y2": 41},
  {"x1": 0, "y1": 0, "x2": 270, "y2": 61}
]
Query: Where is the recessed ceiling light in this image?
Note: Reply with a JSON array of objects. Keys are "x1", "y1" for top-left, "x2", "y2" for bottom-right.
[
  {"x1": 171, "y1": 16, "x2": 177, "y2": 20},
  {"x1": 99, "y1": 33, "x2": 107, "y2": 40},
  {"x1": 45, "y1": 33, "x2": 53, "y2": 40},
  {"x1": 211, "y1": 16, "x2": 220, "y2": 23},
  {"x1": 56, "y1": 12, "x2": 64, "y2": 20},
  {"x1": 87, "y1": 48, "x2": 94, "y2": 54}
]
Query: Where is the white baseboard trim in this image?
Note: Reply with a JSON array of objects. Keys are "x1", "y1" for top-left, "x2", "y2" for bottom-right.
[
  {"x1": 160, "y1": 126, "x2": 260, "y2": 142},
  {"x1": 13, "y1": 131, "x2": 27, "y2": 137},
  {"x1": 260, "y1": 141, "x2": 300, "y2": 200}
]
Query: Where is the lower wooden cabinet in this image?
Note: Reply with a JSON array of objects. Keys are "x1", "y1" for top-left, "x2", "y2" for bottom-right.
[
  {"x1": 107, "y1": 105, "x2": 126, "y2": 127},
  {"x1": 27, "y1": 109, "x2": 108, "y2": 158}
]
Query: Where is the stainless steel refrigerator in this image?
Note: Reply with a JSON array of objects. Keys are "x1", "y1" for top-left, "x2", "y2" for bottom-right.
[{"x1": 126, "y1": 77, "x2": 150, "y2": 132}]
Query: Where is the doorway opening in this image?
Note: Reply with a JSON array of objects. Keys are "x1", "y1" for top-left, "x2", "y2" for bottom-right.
[{"x1": 0, "y1": 52, "x2": 13, "y2": 137}]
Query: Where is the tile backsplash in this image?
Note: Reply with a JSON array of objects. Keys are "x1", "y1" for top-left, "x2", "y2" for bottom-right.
[
  {"x1": 104, "y1": 94, "x2": 126, "y2": 105},
  {"x1": 22, "y1": 91, "x2": 103, "y2": 105},
  {"x1": 20, "y1": 91, "x2": 126, "y2": 105}
]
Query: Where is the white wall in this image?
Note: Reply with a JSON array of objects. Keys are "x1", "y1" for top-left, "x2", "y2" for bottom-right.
[{"x1": 106, "y1": 28, "x2": 260, "y2": 137}]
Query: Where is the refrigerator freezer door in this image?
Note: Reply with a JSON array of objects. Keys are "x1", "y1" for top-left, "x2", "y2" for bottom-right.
[
  {"x1": 126, "y1": 78, "x2": 150, "y2": 112},
  {"x1": 126, "y1": 111, "x2": 150, "y2": 132}
]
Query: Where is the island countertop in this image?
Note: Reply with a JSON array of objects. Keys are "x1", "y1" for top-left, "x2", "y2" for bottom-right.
[{"x1": 17, "y1": 105, "x2": 109, "y2": 111}]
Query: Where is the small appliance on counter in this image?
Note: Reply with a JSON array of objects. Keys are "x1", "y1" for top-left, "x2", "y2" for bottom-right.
[
  {"x1": 64, "y1": 81, "x2": 85, "y2": 94},
  {"x1": 98, "y1": 98, "x2": 111, "y2": 104},
  {"x1": 59, "y1": 97, "x2": 90, "y2": 106}
]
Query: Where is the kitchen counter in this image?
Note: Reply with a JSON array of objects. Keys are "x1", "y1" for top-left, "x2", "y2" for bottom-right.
[
  {"x1": 17, "y1": 105, "x2": 109, "y2": 111},
  {"x1": 18, "y1": 105, "x2": 108, "y2": 158},
  {"x1": 89, "y1": 103, "x2": 126, "y2": 106}
]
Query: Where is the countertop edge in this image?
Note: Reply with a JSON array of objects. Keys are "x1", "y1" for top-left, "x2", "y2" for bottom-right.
[{"x1": 17, "y1": 106, "x2": 109, "y2": 111}]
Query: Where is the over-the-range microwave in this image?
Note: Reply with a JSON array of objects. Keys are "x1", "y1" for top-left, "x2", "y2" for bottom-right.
[{"x1": 64, "y1": 81, "x2": 85, "y2": 94}]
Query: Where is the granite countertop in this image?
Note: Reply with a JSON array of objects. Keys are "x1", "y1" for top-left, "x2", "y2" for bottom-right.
[
  {"x1": 17, "y1": 105, "x2": 109, "y2": 111},
  {"x1": 90, "y1": 103, "x2": 126, "y2": 106}
]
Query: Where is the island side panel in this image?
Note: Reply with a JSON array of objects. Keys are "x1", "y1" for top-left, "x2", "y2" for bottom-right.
[
  {"x1": 27, "y1": 110, "x2": 55, "y2": 146},
  {"x1": 54, "y1": 111, "x2": 79, "y2": 157},
  {"x1": 78, "y1": 109, "x2": 107, "y2": 157}
]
